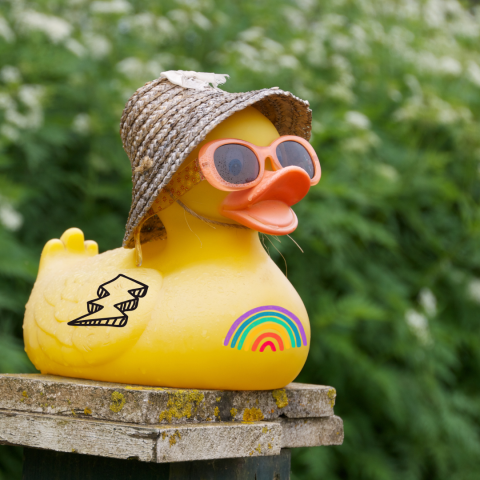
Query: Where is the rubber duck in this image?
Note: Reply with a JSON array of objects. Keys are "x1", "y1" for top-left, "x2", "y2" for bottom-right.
[{"x1": 23, "y1": 72, "x2": 320, "y2": 390}]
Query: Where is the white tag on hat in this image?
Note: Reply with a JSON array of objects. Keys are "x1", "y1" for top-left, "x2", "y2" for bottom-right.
[{"x1": 160, "y1": 70, "x2": 229, "y2": 91}]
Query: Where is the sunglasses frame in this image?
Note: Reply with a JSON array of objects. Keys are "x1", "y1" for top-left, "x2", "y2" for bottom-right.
[{"x1": 197, "y1": 135, "x2": 321, "y2": 192}]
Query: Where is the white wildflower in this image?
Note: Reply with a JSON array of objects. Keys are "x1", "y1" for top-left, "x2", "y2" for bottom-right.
[
  {"x1": 0, "y1": 93, "x2": 15, "y2": 110},
  {"x1": 467, "y1": 61, "x2": 480, "y2": 87},
  {"x1": 419, "y1": 288, "x2": 437, "y2": 316},
  {"x1": 19, "y1": 11, "x2": 72, "y2": 43},
  {"x1": 278, "y1": 55, "x2": 299, "y2": 69},
  {"x1": 192, "y1": 12, "x2": 211, "y2": 30},
  {"x1": 0, "y1": 202, "x2": 23, "y2": 231},
  {"x1": 0, "y1": 124, "x2": 19, "y2": 141},
  {"x1": 307, "y1": 41, "x2": 326, "y2": 67},
  {"x1": 423, "y1": 0, "x2": 445, "y2": 27},
  {"x1": 345, "y1": 111, "x2": 370, "y2": 129},
  {"x1": 157, "y1": 17, "x2": 177, "y2": 37},
  {"x1": 291, "y1": 39, "x2": 307, "y2": 55},
  {"x1": 72, "y1": 113, "x2": 90, "y2": 135},
  {"x1": 65, "y1": 38, "x2": 86, "y2": 57},
  {"x1": 282, "y1": 7, "x2": 306, "y2": 30},
  {"x1": 0, "y1": 16, "x2": 15, "y2": 43},
  {"x1": 116, "y1": 57, "x2": 143, "y2": 78},
  {"x1": 331, "y1": 34, "x2": 352, "y2": 52},
  {"x1": 467, "y1": 278, "x2": 480, "y2": 304},
  {"x1": 389, "y1": 89, "x2": 402, "y2": 102},
  {"x1": 439, "y1": 56, "x2": 462, "y2": 76},
  {"x1": 0, "y1": 66, "x2": 21, "y2": 84},
  {"x1": 325, "y1": 83, "x2": 356, "y2": 104},
  {"x1": 168, "y1": 9, "x2": 189, "y2": 25},
  {"x1": 295, "y1": 0, "x2": 315, "y2": 9},
  {"x1": 376, "y1": 164, "x2": 399, "y2": 182},
  {"x1": 83, "y1": 34, "x2": 111, "y2": 59},
  {"x1": 18, "y1": 85, "x2": 45, "y2": 108},
  {"x1": 239, "y1": 27, "x2": 264, "y2": 43},
  {"x1": 262, "y1": 38, "x2": 284, "y2": 55},
  {"x1": 90, "y1": 0, "x2": 132, "y2": 14},
  {"x1": 129, "y1": 13, "x2": 156, "y2": 29},
  {"x1": 342, "y1": 131, "x2": 380, "y2": 153},
  {"x1": 405, "y1": 309, "x2": 431, "y2": 345}
]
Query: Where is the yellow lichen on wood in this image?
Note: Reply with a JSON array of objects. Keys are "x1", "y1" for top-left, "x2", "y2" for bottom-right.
[
  {"x1": 84, "y1": 407, "x2": 92, "y2": 415},
  {"x1": 169, "y1": 430, "x2": 181, "y2": 447},
  {"x1": 216, "y1": 396, "x2": 221, "y2": 402},
  {"x1": 255, "y1": 444, "x2": 262, "y2": 453},
  {"x1": 327, "y1": 388, "x2": 336, "y2": 408},
  {"x1": 214, "y1": 406, "x2": 220, "y2": 420},
  {"x1": 268, "y1": 443, "x2": 272, "y2": 449},
  {"x1": 110, "y1": 391, "x2": 126, "y2": 413},
  {"x1": 230, "y1": 408, "x2": 237, "y2": 420},
  {"x1": 272, "y1": 389, "x2": 288, "y2": 409},
  {"x1": 243, "y1": 407, "x2": 264, "y2": 422},
  {"x1": 262, "y1": 426, "x2": 268, "y2": 433},
  {"x1": 159, "y1": 390, "x2": 204, "y2": 423},
  {"x1": 22, "y1": 391, "x2": 28, "y2": 398}
]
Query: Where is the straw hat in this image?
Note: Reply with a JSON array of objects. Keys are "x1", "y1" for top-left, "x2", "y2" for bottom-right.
[{"x1": 120, "y1": 71, "x2": 312, "y2": 248}]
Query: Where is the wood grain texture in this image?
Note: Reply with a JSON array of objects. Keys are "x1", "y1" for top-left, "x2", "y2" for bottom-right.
[
  {"x1": 0, "y1": 411, "x2": 343, "y2": 462},
  {"x1": 0, "y1": 410, "x2": 282, "y2": 463},
  {"x1": 280, "y1": 416, "x2": 344, "y2": 448},
  {"x1": 0, "y1": 374, "x2": 336, "y2": 426}
]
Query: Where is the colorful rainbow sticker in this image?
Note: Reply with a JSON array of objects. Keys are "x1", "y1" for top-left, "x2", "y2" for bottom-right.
[{"x1": 224, "y1": 306, "x2": 307, "y2": 353}]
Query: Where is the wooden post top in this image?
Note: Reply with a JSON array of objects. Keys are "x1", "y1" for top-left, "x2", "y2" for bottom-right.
[
  {"x1": 0, "y1": 374, "x2": 343, "y2": 463},
  {"x1": 0, "y1": 374, "x2": 337, "y2": 425}
]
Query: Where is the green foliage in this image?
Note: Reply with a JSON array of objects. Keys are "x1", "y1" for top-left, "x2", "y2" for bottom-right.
[{"x1": 1, "y1": 0, "x2": 480, "y2": 478}]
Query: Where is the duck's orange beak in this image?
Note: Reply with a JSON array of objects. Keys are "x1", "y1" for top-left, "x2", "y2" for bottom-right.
[{"x1": 220, "y1": 166, "x2": 311, "y2": 234}]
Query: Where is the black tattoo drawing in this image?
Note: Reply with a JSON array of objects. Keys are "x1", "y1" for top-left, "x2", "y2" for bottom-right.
[{"x1": 68, "y1": 274, "x2": 149, "y2": 327}]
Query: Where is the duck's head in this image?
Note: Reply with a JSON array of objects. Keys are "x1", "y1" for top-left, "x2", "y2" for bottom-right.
[
  {"x1": 120, "y1": 71, "x2": 317, "y2": 257},
  {"x1": 170, "y1": 106, "x2": 320, "y2": 235}
]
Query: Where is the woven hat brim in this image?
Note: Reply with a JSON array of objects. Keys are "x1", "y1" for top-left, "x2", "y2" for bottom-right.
[{"x1": 121, "y1": 80, "x2": 312, "y2": 248}]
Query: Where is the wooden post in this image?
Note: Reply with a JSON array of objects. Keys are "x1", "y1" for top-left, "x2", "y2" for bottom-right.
[
  {"x1": 0, "y1": 375, "x2": 343, "y2": 479},
  {"x1": 23, "y1": 447, "x2": 292, "y2": 479}
]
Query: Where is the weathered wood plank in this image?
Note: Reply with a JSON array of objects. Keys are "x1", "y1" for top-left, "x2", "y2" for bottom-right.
[
  {"x1": 156, "y1": 422, "x2": 281, "y2": 463},
  {"x1": 280, "y1": 416, "x2": 344, "y2": 448},
  {"x1": 0, "y1": 374, "x2": 336, "y2": 426},
  {"x1": 0, "y1": 410, "x2": 282, "y2": 463},
  {"x1": 0, "y1": 410, "x2": 343, "y2": 463},
  {"x1": 22, "y1": 447, "x2": 292, "y2": 480}
]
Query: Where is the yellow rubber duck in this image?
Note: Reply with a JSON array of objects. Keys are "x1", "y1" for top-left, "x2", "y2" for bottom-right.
[{"x1": 23, "y1": 73, "x2": 320, "y2": 390}]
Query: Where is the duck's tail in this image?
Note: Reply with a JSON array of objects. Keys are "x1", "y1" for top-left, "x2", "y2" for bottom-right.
[{"x1": 38, "y1": 228, "x2": 98, "y2": 274}]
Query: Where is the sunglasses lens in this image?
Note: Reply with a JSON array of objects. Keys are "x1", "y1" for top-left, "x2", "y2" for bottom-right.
[
  {"x1": 276, "y1": 141, "x2": 315, "y2": 179},
  {"x1": 214, "y1": 144, "x2": 259, "y2": 185}
]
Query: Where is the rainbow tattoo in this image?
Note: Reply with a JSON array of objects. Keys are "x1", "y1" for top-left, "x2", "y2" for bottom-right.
[{"x1": 224, "y1": 306, "x2": 307, "y2": 352}]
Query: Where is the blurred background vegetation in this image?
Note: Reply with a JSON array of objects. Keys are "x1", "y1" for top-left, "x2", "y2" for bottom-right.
[{"x1": 1, "y1": 0, "x2": 480, "y2": 478}]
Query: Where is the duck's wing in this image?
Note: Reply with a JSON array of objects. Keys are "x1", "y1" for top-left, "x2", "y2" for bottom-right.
[{"x1": 24, "y1": 246, "x2": 162, "y2": 369}]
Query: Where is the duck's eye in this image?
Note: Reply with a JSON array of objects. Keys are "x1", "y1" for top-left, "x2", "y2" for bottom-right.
[
  {"x1": 228, "y1": 158, "x2": 242, "y2": 176},
  {"x1": 214, "y1": 144, "x2": 259, "y2": 184}
]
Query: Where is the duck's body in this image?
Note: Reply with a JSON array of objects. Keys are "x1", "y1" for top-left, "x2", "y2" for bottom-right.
[
  {"x1": 24, "y1": 107, "x2": 312, "y2": 390},
  {"x1": 25, "y1": 224, "x2": 308, "y2": 390}
]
